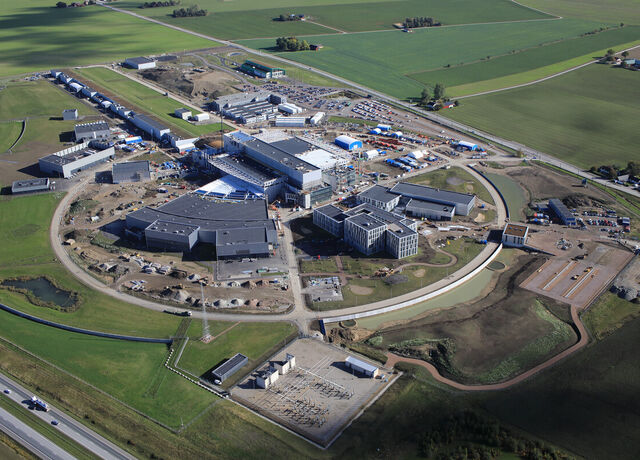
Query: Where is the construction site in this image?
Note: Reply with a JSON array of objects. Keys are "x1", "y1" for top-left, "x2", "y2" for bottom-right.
[{"x1": 233, "y1": 339, "x2": 396, "y2": 447}]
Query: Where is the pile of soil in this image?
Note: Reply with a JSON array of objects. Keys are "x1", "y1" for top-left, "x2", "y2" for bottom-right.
[{"x1": 140, "y1": 68, "x2": 193, "y2": 96}]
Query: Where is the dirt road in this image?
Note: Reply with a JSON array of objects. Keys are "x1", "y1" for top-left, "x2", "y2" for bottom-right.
[{"x1": 385, "y1": 305, "x2": 589, "y2": 391}]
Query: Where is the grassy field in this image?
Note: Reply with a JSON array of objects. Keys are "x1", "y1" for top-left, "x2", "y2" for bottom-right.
[
  {"x1": 0, "y1": 310, "x2": 215, "y2": 428},
  {"x1": 0, "y1": 81, "x2": 94, "y2": 120},
  {"x1": 443, "y1": 64, "x2": 640, "y2": 169},
  {"x1": 0, "y1": 193, "x2": 182, "y2": 337},
  {"x1": 518, "y1": 0, "x2": 640, "y2": 24},
  {"x1": 0, "y1": 1, "x2": 216, "y2": 78},
  {"x1": 583, "y1": 292, "x2": 640, "y2": 340},
  {"x1": 72, "y1": 67, "x2": 228, "y2": 138},
  {"x1": 120, "y1": 0, "x2": 551, "y2": 39},
  {"x1": 407, "y1": 166, "x2": 495, "y2": 204},
  {"x1": 239, "y1": 18, "x2": 610, "y2": 100},
  {"x1": 0, "y1": 122, "x2": 21, "y2": 152},
  {"x1": 408, "y1": 26, "x2": 640, "y2": 94}
]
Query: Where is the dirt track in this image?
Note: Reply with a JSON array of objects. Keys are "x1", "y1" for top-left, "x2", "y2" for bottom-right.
[{"x1": 385, "y1": 304, "x2": 589, "y2": 391}]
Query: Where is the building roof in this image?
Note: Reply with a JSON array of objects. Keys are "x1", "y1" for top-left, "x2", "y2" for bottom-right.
[
  {"x1": 212, "y1": 353, "x2": 248, "y2": 377},
  {"x1": 175, "y1": 108, "x2": 191, "y2": 115},
  {"x1": 503, "y1": 223, "x2": 528, "y2": 238},
  {"x1": 405, "y1": 198, "x2": 453, "y2": 213},
  {"x1": 347, "y1": 213, "x2": 386, "y2": 231},
  {"x1": 390, "y1": 182, "x2": 475, "y2": 206},
  {"x1": 125, "y1": 56, "x2": 154, "y2": 65},
  {"x1": 335, "y1": 135, "x2": 359, "y2": 145},
  {"x1": 75, "y1": 121, "x2": 109, "y2": 136},
  {"x1": 243, "y1": 60, "x2": 284, "y2": 72},
  {"x1": 549, "y1": 198, "x2": 574, "y2": 220},
  {"x1": 133, "y1": 113, "x2": 169, "y2": 132},
  {"x1": 358, "y1": 185, "x2": 398, "y2": 204},
  {"x1": 244, "y1": 138, "x2": 319, "y2": 172},
  {"x1": 270, "y1": 137, "x2": 313, "y2": 156},
  {"x1": 209, "y1": 154, "x2": 281, "y2": 184},
  {"x1": 112, "y1": 160, "x2": 150, "y2": 177},
  {"x1": 315, "y1": 204, "x2": 349, "y2": 222},
  {"x1": 40, "y1": 147, "x2": 106, "y2": 166},
  {"x1": 146, "y1": 220, "x2": 199, "y2": 235},
  {"x1": 11, "y1": 178, "x2": 49, "y2": 190},
  {"x1": 345, "y1": 356, "x2": 378, "y2": 374},
  {"x1": 63, "y1": 109, "x2": 78, "y2": 114}
]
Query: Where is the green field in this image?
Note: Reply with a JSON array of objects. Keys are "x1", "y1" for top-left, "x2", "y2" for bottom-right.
[
  {"x1": 73, "y1": 67, "x2": 229, "y2": 137},
  {"x1": 443, "y1": 64, "x2": 640, "y2": 169},
  {"x1": 583, "y1": 292, "x2": 640, "y2": 340},
  {"x1": 0, "y1": 1, "x2": 215, "y2": 78},
  {"x1": 179, "y1": 321, "x2": 297, "y2": 384},
  {"x1": 120, "y1": 0, "x2": 551, "y2": 39},
  {"x1": 239, "y1": 18, "x2": 611, "y2": 99},
  {"x1": 408, "y1": 26, "x2": 640, "y2": 94},
  {"x1": 0, "y1": 194, "x2": 182, "y2": 337},
  {"x1": 0, "y1": 122, "x2": 22, "y2": 153},
  {"x1": 0, "y1": 310, "x2": 214, "y2": 428},
  {"x1": 0, "y1": 81, "x2": 94, "y2": 120},
  {"x1": 518, "y1": 0, "x2": 640, "y2": 24}
]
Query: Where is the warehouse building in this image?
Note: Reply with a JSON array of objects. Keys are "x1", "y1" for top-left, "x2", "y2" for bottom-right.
[
  {"x1": 131, "y1": 113, "x2": 171, "y2": 140},
  {"x1": 39, "y1": 142, "x2": 115, "y2": 178},
  {"x1": 502, "y1": 223, "x2": 529, "y2": 248},
  {"x1": 357, "y1": 185, "x2": 400, "y2": 211},
  {"x1": 549, "y1": 198, "x2": 576, "y2": 226},
  {"x1": 124, "y1": 56, "x2": 156, "y2": 70},
  {"x1": 344, "y1": 356, "x2": 379, "y2": 378},
  {"x1": 211, "y1": 353, "x2": 248, "y2": 383},
  {"x1": 313, "y1": 203, "x2": 418, "y2": 259},
  {"x1": 174, "y1": 108, "x2": 192, "y2": 120},
  {"x1": 240, "y1": 60, "x2": 285, "y2": 79},
  {"x1": 211, "y1": 91, "x2": 279, "y2": 111},
  {"x1": 204, "y1": 154, "x2": 285, "y2": 200},
  {"x1": 405, "y1": 199, "x2": 455, "y2": 221},
  {"x1": 74, "y1": 121, "x2": 110, "y2": 142},
  {"x1": 275, "y1": 116, "x2": 306, "y2": 127},
  {"x1": 389, "y1": 182, "x2": 476, "y2": 216},
  {"x1": 62, "y1": 109, "x2": 78, "y2": 121},
  {"x1": 11, "y1": 178, "x2": 51, "y2": 195},
  {"x1": 112, "y1": 161, "x2": 151, "y2": 184},
  {"x1": 126, "y1": 194, "x2": 278, "y2": 258},
  {"x1": 335, "y1": 135, "x2": 362, "y2": 151}
]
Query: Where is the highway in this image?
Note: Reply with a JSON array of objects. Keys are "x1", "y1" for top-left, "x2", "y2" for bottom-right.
[{"x1": 0, "y1": 373, "x2": 135, "y2": 460}]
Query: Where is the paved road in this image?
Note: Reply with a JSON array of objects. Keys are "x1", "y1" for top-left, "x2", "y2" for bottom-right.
[
  {"x1": 100, "y1": 2, "x2": 640, "y2": 201},
  {"x1": 385, "y1": 304, "x2": 589, "y2": 390},
  {"x1": 0, "y1": 373, "x2": 134, "y2": 460}
]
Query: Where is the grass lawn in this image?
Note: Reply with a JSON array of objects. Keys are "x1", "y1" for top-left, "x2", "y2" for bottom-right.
[
  {"x1": 583, "y1": 292, "x2": 640, "y2": 340},
  {"x1": 120, "y1": 0, "x2": 550, "y2": 39},
  {"x1": 0, "y1": 193, "x2": 181, "y2": 337},
  {"x1": 518, "y1": 0, "x2": 640, "y2": 24},
  {"x1": 0, "y1": 122, "x2": 21, "y2": 153},
  {"x1": 0, "y1": 1, "x2": 215, "y2": 78},
  {"x1": 72, "y1": 67, "x2": 230, "y2": 138},
  {"x1": 0, "y1": 309, "x2": 215, "y2": 428},
  {"x1": 178, "y1": 321, "x2": 297, "y2": 385},
  {"x1": 238, "y1": 18, "x2": 610, "y2": 100},
  {"x1": 299, "y1": 257, "x2": 339, "y2": 273},
  {"x1": 0, "y1": 81, "x2": 94, "y2": 121},
  {"x1": 444, "y1": 64, "x2": 640, "y2": 169},
  {"x1": 408, "y1": 166, "x2": 495, "y2": 205},
  {"x1": 408, "y1": 26, "x2": 640, "y2": 95}
]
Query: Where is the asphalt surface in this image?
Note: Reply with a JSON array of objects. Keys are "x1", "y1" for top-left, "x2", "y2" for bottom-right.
[{"x1": 0, "y1": 373, "x2": 135, "y2": 460}]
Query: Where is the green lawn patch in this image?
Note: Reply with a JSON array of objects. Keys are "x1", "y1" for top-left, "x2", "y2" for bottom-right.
[
  {"x1": 0, "y1": 122, "x2": 23, "y2": 153},
  {"x1": 72, "y1": 67, "x2": 230, "y2": 138},
  {"x1": 583, "y1": 292, "x2": 640, "y2": 340},
  {"x1": 0, "y1": 1, "x2": 216, "y2": 78},
  {"x1": 443, "y1": 64, "x2": 640, "y2": 169},
  {"x1": 299, "y1": 257, "x2": 339, "y2": 273},
  {"x1": 517, "y1": 0, "x2": 640, "y2": 24},
  {"x1": 0, "y1": 81, "x2": 94, "y2": 121}
]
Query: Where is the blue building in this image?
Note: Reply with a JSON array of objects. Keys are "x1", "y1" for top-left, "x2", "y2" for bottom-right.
[
  {"x1": 549, "y1": 198, "x2": 576, "y2": 226},
  {"x1": 335, "y1": 135, "x2": 362, "y2": 151}
]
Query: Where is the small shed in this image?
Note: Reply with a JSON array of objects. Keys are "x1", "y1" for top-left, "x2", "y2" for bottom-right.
[
  {"x1": 174, "y1": 108, "x2": 192, "y2": 120},
  {"x1": 345, "y1": 356, "x2": 379, "y2": 378},
  {"x1": 62, "y1": 109, "x2": 78, "y2": 121}
]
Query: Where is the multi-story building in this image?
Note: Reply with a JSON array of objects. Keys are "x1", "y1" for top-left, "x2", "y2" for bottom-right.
[
  {"x1": 357, "y1": 185, "x2": 401, "y2": 211},
  {"x1": 502, "y1": 223, "x2": 529, "y2": 248}
]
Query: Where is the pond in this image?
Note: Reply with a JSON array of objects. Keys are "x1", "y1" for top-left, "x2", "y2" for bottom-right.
[{"x1": 1, "y1": 277, "x2": 75, "y2": 309}]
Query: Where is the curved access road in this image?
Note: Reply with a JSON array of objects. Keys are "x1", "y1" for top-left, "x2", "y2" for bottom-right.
[
  {"x1": 385, "y1": 304, "x2": 589, "y2": 391},
  {"x1": 100, "y1": 3, "x2": 640, "y2": 200}
]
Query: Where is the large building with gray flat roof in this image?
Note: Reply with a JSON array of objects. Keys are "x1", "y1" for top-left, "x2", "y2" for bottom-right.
[
  {"x1": 74, "y1": 121, "x2": 110, "y2": 142},
  {"x1": 313, "y1": 203, "x2": 417, "y2": 259},
  {"x1": 405, "y1": 198, "x2": 455, "y2": 221},
  {"x1": 389, "y1": 182, "x2": 475, "y2": 216},
  {"x1": 126, "y1": 194, "x2": 278, "y2": 258},
  {"x1": 39, "y1": 142, "x2": 115, "y2": 178},
  {"x1": 11, "y1": 178, "x2": 51, "y2": 195},
  {"x1": 112, "y1": 160, "x2": 151, "y2": 184},
  {"x1": 131, "y1": 113, "x2": 170, "y2": 140},
  {"x1": 357, "y1": 185, "x2": 400, "y2": 212}
]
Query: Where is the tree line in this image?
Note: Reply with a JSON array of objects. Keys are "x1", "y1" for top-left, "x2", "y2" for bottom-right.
[
  {"x1": 418, "y1": 83, "x2": 458, "y2": 110},
  {"x1": 275, "y1": 36, "x2": 310, "y2": 52},
  {"x1": 591, "y1": 161, "x2": 640, "y2": 180},
  {"x1": 403, "y1": 16, "x2": 441, "y2": 29},
  {"x1": 172, "y1": 4, "x2": 207, "y2": 17},
  {"x1": 140, "y1": 1, "x2": 180, "y2": 8}
]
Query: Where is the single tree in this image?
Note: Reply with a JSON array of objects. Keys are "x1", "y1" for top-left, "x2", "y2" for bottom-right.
[
  {"x1": 56, "y1": 1, "x2": 67, "y2": 7},
  {"x1": 420, "y1": 88, "x2": 430, "y2": 106},
  {"x1": 622, "y1": 50, "x2": 629, "y2": 58},
  {"x1": 433, "y1": 83, "x2": 445, "y2": 100}
]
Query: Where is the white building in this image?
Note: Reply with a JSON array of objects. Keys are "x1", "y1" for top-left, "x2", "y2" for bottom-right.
[
  {"x1": 310, "y1": 112, "x2": 325, "y2": 125},
  {"x1": 193, "y1": 113, "x2": 210, "y2": 122},
  {"x1": 345, "y1": 356, "x2": 379, "y2": 378},
  {"x1": 39, "y1": 142, "x2": 115, "y2": 178},
  {"x1": 174, "y1": 108, "x2": 192, "y2": 120},
  {"x1": 502, "y1": 223, "x2": 529, "y2": 247},
  {"x1": 124, "y1": 57, "x2": 156, "y2": 70},
  {"x1": 275, "y1": 116, "x2": 306, "y2": 127}
]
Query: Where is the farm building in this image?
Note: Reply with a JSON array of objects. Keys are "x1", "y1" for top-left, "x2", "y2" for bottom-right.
[
  {"x1": 39, "y1": 142, "x2": 115, "y2": 179},
  {"x1": 344, "y1": 356, "x2": 379, "y2": 378},
  {"x1": 11, "y1": 178, "x2": 51, "y2": 195},
  {"x1": 124, "y1": 56, "x2": 156, "y2": 70},
  {"x1": 174, "y1": 108, "x2": 192, "y2": 120},
  {"x1": 211, "y1": 353, "x2": 249, "y2": 383},
  {"x1": 357, "y1": 185, "x2": 400, "y2": 212},
  {"x1": 112, "y1": 161, "x2": 151, "y2": 184},
  {"x1": 335, "y1": 135, "x2": 362, "y2": 151},
  {"x1": 62, "y1": 109, "x2": 78, "y2": 121},
  {"x1": 389, "y1": 182, "x2": 476, "y2": 216},
  {"x1": 549, "y1": 198, "x2": 576, "y2": 226},
  {"x1": 502, "y1": 223, "x2": 529, "y2": 248},
  {"x1": 240, "y1": 60, "x2": 285, "y2": 79},
  {"x1": 74, "y1": 121, "x2": 110, "y2": 142}
]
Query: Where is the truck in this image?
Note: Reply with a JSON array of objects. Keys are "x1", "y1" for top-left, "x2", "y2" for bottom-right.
[{"x1": 31, "y1": 396, "x2": 50, "y2": 412}]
